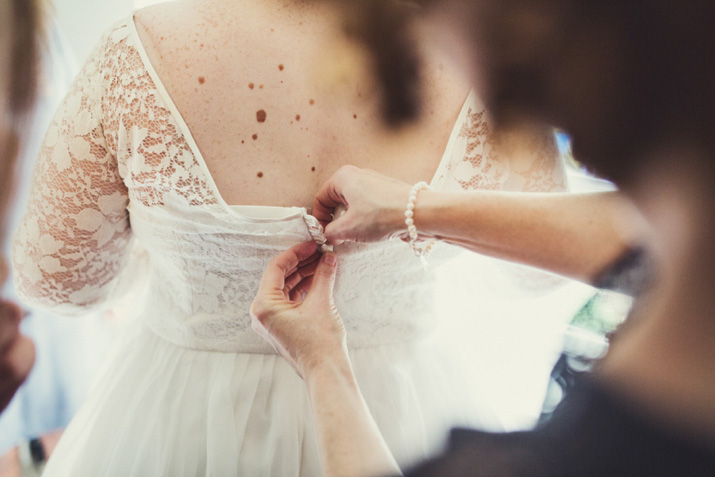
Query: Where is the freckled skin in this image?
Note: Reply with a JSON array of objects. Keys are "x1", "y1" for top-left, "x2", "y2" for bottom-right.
[{"x1": 132, "y1": 1, "x2": 470, "y2": 208}]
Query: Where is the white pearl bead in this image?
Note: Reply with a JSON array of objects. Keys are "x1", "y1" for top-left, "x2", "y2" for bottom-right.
[{"x1": 406, "y1": 181, "x2": 435, "y2": 266}]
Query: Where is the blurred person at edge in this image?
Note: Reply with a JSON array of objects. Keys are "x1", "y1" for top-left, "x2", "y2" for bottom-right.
[
  {"x1": 250, "y1": 1, "x2": 715, "y2": 475},
  {"x1": 0, "y1": 0, "x2": 42, "y2": 414}
]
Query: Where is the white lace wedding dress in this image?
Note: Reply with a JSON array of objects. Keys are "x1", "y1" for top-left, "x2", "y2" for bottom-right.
[{"x1": 12, "y1": 17, "x2": 567, "y2": 476}]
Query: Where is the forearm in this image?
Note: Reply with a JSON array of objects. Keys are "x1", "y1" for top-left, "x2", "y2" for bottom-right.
[
  {"x1": 251, "y1": 244, "x2": 395, "y2": 474},
  {"x1": 306, "y1": 357, "x2": 401, "y2": 477},
  {"x1": 414, "y1": 190, "x2": 637, "y2": 283}
]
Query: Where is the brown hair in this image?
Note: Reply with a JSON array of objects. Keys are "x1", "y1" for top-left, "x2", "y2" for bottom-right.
[
  {"x1": 8, "y1": 0, "x2": 42, "y2": 116},
  {"x1": 0, "y1": 0, "x2": 43, "y2": 240},
  {"x1": 471, "y1": 1, "x2": 715, "y2": 153},
  {"x1": 333, "y1": 0, "x2": 428, "y2": 127}
]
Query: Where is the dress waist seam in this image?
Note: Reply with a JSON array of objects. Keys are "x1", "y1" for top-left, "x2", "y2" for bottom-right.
[{"x1": 142, "y1": 321, "x2": 433, "y2": 354}]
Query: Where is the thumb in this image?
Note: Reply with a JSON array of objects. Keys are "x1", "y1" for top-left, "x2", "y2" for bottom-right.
[
  {"x1": 306, "y1": 252, "x2": 338, "y2": 302},
  {"x1": 324, "y1": 215, "x2": 351, "y2": 245}
]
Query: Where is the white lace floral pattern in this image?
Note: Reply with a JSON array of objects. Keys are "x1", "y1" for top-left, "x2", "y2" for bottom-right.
[
  {"x1": 12, "y1": 20, "x2": 567, "y2": 350},
  {"x1": 432, "y1": 106, "x2": 566, "y2": 193},
  {"x1": 12, "y1": 29, "x2": 131, "y2": 314}
]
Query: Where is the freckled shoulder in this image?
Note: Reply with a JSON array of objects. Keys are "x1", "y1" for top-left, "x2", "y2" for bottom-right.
[{"x1": 125, "y1": 1, "x2": 471, "y2": 208}]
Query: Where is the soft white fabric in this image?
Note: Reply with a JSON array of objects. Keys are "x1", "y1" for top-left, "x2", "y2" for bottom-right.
[{"x1": 12, "y1": 17, "x2": 568, "y2": 476}]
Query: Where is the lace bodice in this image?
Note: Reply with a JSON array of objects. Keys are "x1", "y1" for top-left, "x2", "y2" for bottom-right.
[{"x1": 12, "y1": 18, "x2": 566, "y2": 352}]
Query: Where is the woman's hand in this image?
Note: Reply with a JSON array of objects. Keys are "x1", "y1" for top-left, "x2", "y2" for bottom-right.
[
  {"x1": 250, "y1": 241, "x2": 346, "y2": 379},
  {"x1": 312, "y1": 165, "x2": 412, "y2": 245}
]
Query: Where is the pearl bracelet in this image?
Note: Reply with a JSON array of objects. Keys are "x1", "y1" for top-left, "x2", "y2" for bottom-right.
[{"x1": 405, "y1": 181, "x2": 436, "y2": 268}]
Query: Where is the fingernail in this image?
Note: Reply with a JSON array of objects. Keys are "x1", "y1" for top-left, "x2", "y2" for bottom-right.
[{"x1": 322, "y1": 253, "x2": 337, "y2": 266}]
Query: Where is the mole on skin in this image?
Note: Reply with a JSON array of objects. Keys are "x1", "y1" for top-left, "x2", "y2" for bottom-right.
[
  {"x1": 198, "y1": 76, "x2": 206, "y2": 84},
  {"x1": 311, "y1": 167, "x2": 316, "y2": 172},
  {"x1": 309, "y1": 99, "x2": 315, "y2": 105},
  {"x1": 248, "y1": 82, "x2": 254, "y2": 89},
  {"x1": 257, "y1": 171, "x2": 264, "y2": 178},
  {"x1": 279, "y1": 64, "x2": 284, "y2": 71},
  {"x1": 256, "y1": 109, "x2": 267, "y2": 123},
  {"x1": 295, "y1": 114, "x2": 301, "y2": 121},
  {"x1": 252, "y1": 134, "x2": 258, "y2": 140}
]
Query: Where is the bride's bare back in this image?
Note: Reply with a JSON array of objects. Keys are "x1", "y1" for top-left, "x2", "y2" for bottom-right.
[{"x1": 133, "y1": 0, "x2": 470, "y2": 208}]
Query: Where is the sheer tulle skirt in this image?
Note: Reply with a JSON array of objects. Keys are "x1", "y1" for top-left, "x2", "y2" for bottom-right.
[{"x1": 43, "y1": 321, "x2": 497, "y2": 476}]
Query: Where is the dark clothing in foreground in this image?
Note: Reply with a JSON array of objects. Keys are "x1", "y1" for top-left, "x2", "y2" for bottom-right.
[{"x1": 408, "y1": 377, "x2": 715, "y2": 476}]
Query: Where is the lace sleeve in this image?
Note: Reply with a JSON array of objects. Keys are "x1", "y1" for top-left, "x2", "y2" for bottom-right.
[
  {"x1": 434, "y1": 99, "x2": 568, "y2": 194},
  {"x1": 11, "y1": 33, "x2": 131, "y2": 316}
]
